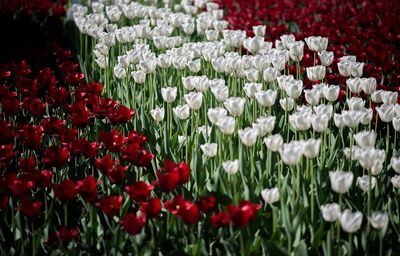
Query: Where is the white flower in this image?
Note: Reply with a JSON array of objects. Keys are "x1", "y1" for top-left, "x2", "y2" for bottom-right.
[
  {"x1": 263, "y1": 67, "x2": 280, "y2": 83},
  {"x1": 391, "y1": 157, "x2": 400, "y2": 174},
  {"x1": 347, "y1": 97, "x2": 365, "y2": 111},
  {"x1": 211, "y1": 85, "x2": 229, "y2": 102},
  {"x1": 224, "y1": 97, "x2": 246, "y2": 117},
  {"x1": 252, "y1": 116, "x2": 276, "y2": 137},
  {"x1": 222, "y1": 160, "x2": 239, "y2": 174},
  {"x1": 131, "y1": 70, "x2": 146, "y2": 84},
  {"x1": 150, "y1": 107, "x2": 165, "y2": 123},
  {"x1": 200, "y1": 143, "x2": 218, "y2": 158},
  {"x1": 245, "y1": 69, "x2": 260, "y2": 83},
  {"x1": 216, "y1": 116, "x2": 236, "y2": 135},
  {"x1": 355, "y1": 148, "x2": 386, "y2": 172},
  {"x1": 184, "y1": 92, "x2": 203, "y2": 110},
  {"x1": 376, "y1": 104, "x2": 395, "y2": 122},
  {"x1": 280, "y1": 141, "x2": 303, "y2": 165},
  {"x1": 253, "y1": 25, "x2": 266, "y2": 37},
  {"x1": 161, "y1": 87, "x2": 177, "y2": 103},
  {"x1": 279, "y1": 97, "x2": 295, "y2": 111},
  {"x1": 371, "y1": 90, "x2": 383, "y2": 103},
  {"x1": 310, "y1": 113, "x2": 330, "y2": 132},
  {"x1": 285, "y1": 79, "x2": 303, "y2": 99},
  {"x1": 391, "y1": 175, "x2": 400, "y2": 189},
  {"x1": 289, "y1": 41, "x2": 304, "y2": 61},
  {"x1": 323, "y1": 85, "x2": 340, "y2": 102},
  {"x1": 354, "y1": 130, "x2": 376, "y2": 148},
  {"x1": 264, "y1": 134, "x2": 283, "y2": 152},
  {"x1": 318, "y1": 50, "x2": 334, "y2": 66},
  {"x1": 356, "y1": 175, "x2": 377, "y2": 193},
  {"x1": 114, "y1": 65, "x2": 126, "y2": 79},
  {"x1": 182, "y1": 77, "x2": 195, "y2": 91},
  {"x1": 393, "y1": 116, "x2": 400, "y2": 131},
  {"x1": 381, "y1": 91, "x2": 398, "y2": 105},
  {"x1": 239, "y1": 127, "x2": 258, "y2": 147},
  {"x1": 255, "y1": 90, "x2": 277, "y2": 107},
  {"x1": 305, "y1": 89, "x2": 320, "y2": 106},
  {"x1": 339, "y1": 209, "x2": 363, "y2": 233},
  {"x1": 207, "y1": 107, "x2": 228, "y2": 124},
  {"x1": 361, "y1": 78, "x2": 376, "y2": 95},
  {"x1": 303, "y1": 139, "x2": 321, "y2": 158},
  {"x1": 320, "y1": 203, "x2": 341, "y2": 222},
  {"x1": 351, "y1": 62, "x2": 364, "y2": 77},
  {"x1": 306, "y1": 66, "x2": 326, "y2": 81},
  {"x1": 244, "y1": 83, "x2": 262, "y2": 98},
  {"x1": 305, "y1": 36, "x2": 328, "y2": 52},
  {"x1": 369, "y1": 212, "x2": 389, "y2": 230},
  {"x1": 280, "y1": 34, "x2": 296, "y2": 49},
  {"x1": 173, "y1": 104, "x2": 190, "y2": 120},
  {"x1": 347, "y1": 78, "x2": 362, "y2": 94},
  {"x1": 329, "y1": 171, "x2": 354, "y2": 194},
  {"x1": 197, "y1": 126, "x2": 212, "y2": 139},
  {"x1": 178, "y1": 135, "x2": 186, "y2": 145},
  {"x1": 338, "y1": 60, "x2": 352, "y2": 77},
  {"x1": 261, "y1": 187, "x2": 280, "y2": 204},
  {"x1": 289, "y1": 112, "x2": 311, "y2": 131}
]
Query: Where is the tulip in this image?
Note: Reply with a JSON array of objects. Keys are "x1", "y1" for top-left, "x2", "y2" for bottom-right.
[
  {"x1": 207, "y1": 107, "x2": 228, "y2": 124},
  {"x1": 161, "y1": 87, "x2": 177, "y2": 103},
  {"x1": 261, "y1": 187, "x2": 280, "y2": 204},
  {"x1": 131, "y1": 70, "x2": 146, "y2": 84},
  {"x1": 323, "y1": 85, "x2": 340, "y2": 102},
  {"x1": 354, "y1": 130, "x2": 376, "y2": 148},
  {"x1": 371, "y1": 90, "x2": 383, "y2": 103},
  {"x1": 369, "y1": 212, "x2": 389, "y2": 230},
  {"x1": 303, "y1": 139, "x2": 321, "y2": 158},
  {"x1": 391, "y1": 157, "x2": 400, "y2": 174},
  {"x1": 95, "y1": 195, "x2": 123, "y2": 217},
  {"x1": 310, "y1": 113, "x2": 330, "y2": 132},
  {"x1": 289, "y1": 41, "x2": 304, "y2": 61},
  {"x1": 224, "y1": 97, "x2": 246, "y2": 117},
  {"x1": 114, "y1": 65, "x2": 126, "y2": 79},
  {"x1": 264, "y1": 134, "x2": 283, "y2": 152},
  {"x1": 318, "y1": 50, "x2": 334, "y2": 66},
  {"x1": 120, "y1": 212, "x2": 146, "y2": 235},
  {"x1": 360, "y1": 78, "x2": 376, "y2": 95},
  {"x1": 173, "y1": 104, "x2": 190, "y2": 120},
  {"x1": 338, "y1": 60, "x2": 352, "y2": 77},
  {"x1": 329, "y1": 171, "x2": 354, "y2": 194},
  {"x1": 255, "y1": 89, "x2": 277, "y2": 107},
  {"x1": 211, "y1": 85, "x2": 229, "y2": 102},
  {"x1": 239, "y1": 127, "x2": 258, "y2": 146},
  {"x1": 376, "y1": 104, "x2": 395, "y2": 122},
  {"x1": 244, "y1": 83, "x2": 262, "y2": 98},
  {"x1": 306, "y1": 66, "x2": 326, "y2": 81},
  {"x1": 280, "y1": 142, "x2": 303, "y2": 165},
  {"x1": 381, "y1": 91, "x2": 398, "y2": 105},
  {"x1": 252, "y1": 116, "x2": 276, "y2": 137},
  {"x1": 200, "y1": 143, "x2": 218, "y2": 157},
  {"x1": 305, "y1": 36, "x2": 328, "y2": 52},
  {"x1": 280, "y1": 34, "x2": 296, "y2": 49},
  {"x1": 245, "y1": 69, "x2": 260, "y2": 83},
  {"x1": 347, "y1": 97, "x2": 365, "y2": 111},
  {"x1": 216, "y1": 116, "x2": 236, "y2": 135},
  {"x1": 150, "y1": 107, "x2": 165, "y2": 123},
  {"x1": 320, "y1": 203, "x2": 341, "y2": 222},
  {"x1": 356, "y1": 175, "x2": 377, "y2": 193},
  {"x1": 279, "y1": 97, "x2": 295, "y2": 111},
  {"x1": 285, "y1": 79, "x2": 303, "y2": 98},
  {"x1": 222, "y1": 159, "x2": 239, "y2": 174},
  {"x1": 346, "y1": 78, "x2": 362, "y2": 94},
  {"x1": 305, "y1": 89, "x2": 320, "y2": 106},
  {"x1": 263, "y1": 67, "x2": 280, "y2": 83},
  {"x1": 125, "y1": 181, "x2": 155, "y2": 202},
  {"x1": 339, "y1": 209, "x2": 363, "y2": 233},
  {"x1": 197, "y1": 125, "x2": 212, "y2": 139},
  {"x1": 391, "y1": 175, "x2": 400, "y2": 189},
  {"x1": 211, "y1": 212, "x2": 231, "y2": 228},
  {"x1": 184, "y1": 92, "x2": 203, "y2": 110},
  {"x1": 351, "y1": 62, "x2": 364, "y2": 77},
  {"x1": 253, "y1": 25, "x2": 266, "y2": 37},
  {"x1": 227, "y1": 201, "x2": 261, "y2": 227}
]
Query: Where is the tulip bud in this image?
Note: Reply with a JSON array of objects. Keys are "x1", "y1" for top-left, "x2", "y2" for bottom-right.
[
  {"x1": 173, "y1": 104, "x2": 190, "y2": 120},
  {"x1": 131, "y1": 70, "x2": 146, "y2": 84},
  {"x1": 280, "y1": 141, "x2": 303, "y2": 165},
  {"x1": 216, "y1": 116, "x2": 236, "y2": 135},
  {"x1": 261, "y1": 187, "x2": 280, "y2": 204},
  {"x1": 239, "y1": 127, "x2": 258, "y2": 147},
  {"x1": 263, "y1": 67, "x2": 280, "y2": 83},
  {"x1": 329, "y1": 171, "x2": 353, "y2": 194},
  {"x1": 339, "y1": 209, "x2": 363, "y2": 233},
  {"x1": 264, "y1": 134, "x2": 283, "y2": 152},
  {"x1": 224, "y1": 97, "x2": 246, "y2": 117},
  {"x1": 255, "y1": 89, "x2": 277, "y2": 107},
  {"x1": 161, "y1": 87, "x2": 177, "y2": 103},
  {"x1": 150, "y1": 107, "x2": 165, "y2": 123},
  {"x1": 376, "y1": 104, "x2": 395, "y2": 122},
  {"x1": 369, "y1": 212, "x2": 389, "y2": 230},
  {"x1": 351, "y1": 62, "x2": 364, "y2": 77},
  {"x1": 222, "y1": 160, "x2": 239, "y2": 175},
  {"x1": 184, "y1": 92, "x2": 203, "y2": 110},
  {"x1": 323, "y1": 85, "x2": 340, "y2": 102},
  {"x1": 303, "y1": 139, "x2": 321, "y2": 158},
  {"x1": 320, "y1": 203, "x2": 341, "y2": 222},
  {"x1": 318, "y1": 50, "x2": 334, "y2": 66},
  {"x1": 207, "y1": 107, "x2": 228, "y2": 124},
  {"x1": 360, "y1": 77, "x2": 376, "y2": 95},
  {"x1": 200, "y1": 143, "x2": 218, "y2": 158},
  {"x1": 356, "y1": 175, "x2": 377, "y2": 193},
  {"x1": 279, "y1": 98, "x2": 295, "y2": 111}
]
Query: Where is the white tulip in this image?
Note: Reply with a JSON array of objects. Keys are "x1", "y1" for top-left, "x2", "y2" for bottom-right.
[
  {"x1": 347, "y1": 78, "x2": 362, "y2": 94},
  {"x1": 184, "y1": 92, "x2": 203, "y2": 110},
  {"x1": 261, "y1": 187, "x2": 280, "y2": 204},
  {"x1": 207, "y1": 107, "x2": 228, "y2": 124},
  {"x1": 323, "y1": 85, "x2": 340, "y2": 102},
  {"x1": 200, "y1": 143, "x2": 218, "y2": 158},
  {"x1": 376, "y1": 104, "x2": 395, "y2": 122},
  {"x1": 252, "y1": 116, "x2": 276, "y2": 137},
  {"x1": 381, "y1": 91, "x2": 398, "y2": 105},
  {"x1": 211, "y1": 85, "x2": 229, "y2": 102},
  {"x1": 222, "y1": 160, "x2": 239, "y2": 175},
  {"x1": 361, "y1": 78, "x2": 376, "y2": 95},
  {"x1": 224, "y1": 97, "x2": 246, "y2": 117},
  {"x1": 114, "y1": 65, "x2": 126, "y2": 79},
  {"x1": 255, "y1": 90, "x2": 277, "y2": 107},
  {"x1": 244, "y1": 83, "x2": 262, "y2": 98},
  {"x1": 329, "y1": 171, "x2": 353, "y2": 194},
  {"x1": 369, "y1": 212, "x2": 389, "y2": 230},
  {"x1": 173, "y1": 104, "x2": 190, "y2": 120},
  {"x1": 347, "y1": 97, "x2": 365, "y2": 111},
  {"x1": 239, "y1": 127, "x2": 258, "y2": 147},
  {"x1": 320, "y1": 203, "x2": 341, "y2": 222},
  {"x1": 338, "y1": 60, "x2": 352, "y2": 77},
  {"x1": 339, "y1": 209, "x2": 363, "y2": 233},
  {"x1": 318, "y1": 50, "x2": 334, "y2": 66},
  {"x1": 354, "y1": 130, "x2": 376, "y2": 148},
  {"x1": 131, "y1": 70, "x2": 146, "y2": 84},
  {"x1": 263, "y1": 67, "x2": 280, "y2": 83},
  {"x1": 356, "y1": 175, "x2": 377, "y2": 193},
  {"x1": 280, "y1": 141, "x2": 303, "y2": 165},
  {"x1": 161, "y1": 87, "x2": 177, "y2": 103},
  {"x1": 264, "y1": 134, "x2": 283, "y2": 152},
  {"x1": 390, "y1": 157, "x2": 400, "y2": 174},
  {"x1": 150, "y1": 107, "x2": 165, "y2": 122},
  {"x1": 303, "y1": 139, "x2": 321, "y2": 158},
  {"x1": 305, "y1": 89, "x2": 320, "y2": 106},
  {"x1": 279, "y1": 98, "x2": 295, "y2": 111},
  {"x1": 306, "y1": 66, "x2": 326, "y2": 81},
  {"x1": 351, "y1": 62, "x2": 364, "y2": 77},
  {"x1": 305, "y1": 36, "x2": 328, "y2": 52},
  {"x1": 216, "y1": 116, "x2": 236, "y2": 135},
  {"x1": 391, "y1": 175, "x2": 400, "y2": 189}
]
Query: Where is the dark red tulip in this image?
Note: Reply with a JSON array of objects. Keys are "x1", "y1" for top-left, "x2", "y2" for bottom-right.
[
  {"x1": 95, "y1": 195, "x2": 123, "y2": 217},
  {"x1": 1, "y1": 94, "x2": 20, "y2": 116},
  {"x1": 0, "y1": 120, "x2": 14, "y2": 144},
  {"x1": 75, "y1": 175, "x2": 97, "y2": 202},
  {"x1": 95, "y1": 154, "x2": 114, "y2": 174},
  {"x1": 156, "y1": 170, "x2": 180, "y2": 193},
  {"x1": 125, "y1": 181, "x2": 155, "y2": 202},
  {"x1": 18, "y1": 124, "x2": 44, "y2": 150},
  {"x1": 70, "y1": 138, "x2": 99, "y2": 159},
  {"x1": 197, "y1": 196, "x2": 216, "y2": 213},
  {"x1": 100, "y1": 129, "x2": 126, "y2": 153},
  {"x1": 120, "y1": 212, "x2": 146, "y2": 235},
  {"x1": 0, "y1": 144, "x2": 15, "y2": 162},
  {"x1": 140, "y1": 198, "x2": 161, "y2": 218},
  {"x1": 121, "y1": 143, "x2": 154, "y2": 167},
  {"x1": 227, "y1": 201, "x2": 261, "y2": 227},
  {"x1": 46, "y1": 227, "x2": 79, "y2": 244},
  {"x1": 177, "y1": 200, "x2": 199, "y2": 225},
  {"x1": 127, "y1": 131, "x2": 147, "y2": 145},
  {"x1": 164, "y1": 195, "x2": 185, "y2": 215},
  {"x1": 0, "y1": 195, "x2": 9, "y2": 209},
  {"x1": 210, "y1": 212, "x2": 231, "y2": 228},
  {"x1": 107, "y1": 164, "x2": 128, "y2": 184},
  {"x1": 22, "y1": 97, "x2": 46, "y2": 117},
  {"x1": 11, "y1": 178, "x2": 36, "y2": 199},
  {"x1": 163, "y1": 160, "x2": 191, "y2": 184},
  {"x1": 18, "y1": 199, "x2": 42, "y2": 218},
  {"x1": 42, "y1": 145, "x2": 69, "y2": 168},
  {"x1": 19, "y1": 156, "x2": 37, "y2": 173},
  {"x1": 107, "y1": 105, "x2": 135, "y2": 125},
  {"x1": 41, "y1": 117, "x2": 65, "y2": 135},
  {"x1": 53, "y1": 179, "x2": 76, "y2": 202}
]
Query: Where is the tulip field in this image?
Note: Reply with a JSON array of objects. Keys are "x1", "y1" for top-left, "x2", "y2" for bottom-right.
[{"x1": 0, "y1": 0, "x2": 400, "y2": 255}]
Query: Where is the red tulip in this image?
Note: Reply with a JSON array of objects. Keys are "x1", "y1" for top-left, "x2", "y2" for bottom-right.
[
  {"x1": 177, "y1": 200, "x2": 199, "y2": 225},
  {"x1": 163, "y1": 160, "x2": 191, "y2": 184},
  {"x1": 197, "y1": 196, "x2": 216, "y2": 213},
  {"x1": 210, "y1": 212, "x2": 231, "y2": 228},
  {"x1": 75, "y1": 175, "x2": 97, "y2": 202},
  {"x1": 164, "y1": 195, "x2": 185, "y2": 215},
  {"x1": 46, "y1": 227, "x2": 79, "y2": 244},
  {"x1": 107, "y1": 105, "x2": 135, "y2": 125},
  {"x1": 127, "y1": 131, "x2": 147, "y2": 145},
  {"x1": 41, "y1": 117, "x2": 65, "y2": 135},
  {"x1": 120, "y1": 212, "x2": 146, "y2": 235},
  {"x1": 1, "y1": 94, "x2": 20, "y2": 116},
  {"x1": 42, "y1": 145, "x2": 69, "y2": 168},
  {"x1": 107, "y1": 164, "x2": 128, "y2": 184},
  {"x1": 95, "y1": 195, "x2": 123, "y2": 217},
  {"x1": 140, "y1": 198, "x2": 161, "y2": 218},
  {"x1": 22, "y1": 97, "x2": 46, "y2": 117},
  {"x1": 70, "y1": 138, "x2": 99, "y2": 159},
  {"x1": 156, "y1": 170, "x2": 180, "y2": 193},
  {"x1": 18, "y1": 124, "x2": 44, "y2": 150},
  {"x1": 18, "y1": 199, "x2": 41, "y2": 218},
  {"x1": 227, "y1": 201, "x2": 261, "y2": 227},
  {"x1": 10, "y1": 178, "x2": 36, "y2": 199},
  {"x1": 121, "y1": 143, "x2": 154, "y2": 167},
  {"x1": 0, "y1": 120, "x2": 15, "y2": 144},
  {"x1": 53, "y1": 179, "x2": 76, "y2": 202},
  {"x1": 0, "y1": 195, "x2": 9, "y2": 209},
  {"x1": 19, "y1": 156, "x2": 37, "y2": 173},
  {"x1": 100, "y1": 129, "x2": 126, "y2": 153},
  {"x1": 125, "y1": 181, "x2": 155, "y2": 202},
  {"x1": 0, "y1": 144, "x2": 15, "y2": 162},
  {"x1": 95, "y1": 154, "x2": 114, "y2": 174}
]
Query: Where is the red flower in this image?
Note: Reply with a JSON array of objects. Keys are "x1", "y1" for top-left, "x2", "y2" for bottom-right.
[
  {"x1": 210, "y1": 212, "x2": 230, "y2": 228},
  {"x1": 127, "y1": 131, "x2": 147, "y2": 145},
  {"x1": 156, "y1": 170, "x2": 180, "y2": 193},
  {"x1": 19, "y1": 156, "x2": 37, "y2": 173},
  {"x1": 35, "y1": 170, "x2": 53, "y2": 188},
  {"x1": 18, "y1": 124, "x2": 44, "y2": 150},
  {"x1": 100, "y1": 129, "x2": 126, "y2": 153},
  {"x1": 22, "y1": 98, "x2": 46, "y2": 117},
  {"x1": 58, "y1": 127, "x2": 78, "y2": 145},
  {"x1": 41, "y1": 117, "x2": 65, "y2": 135},
  {"x1": 95, "y1": 195, "x2": 123, "y2": 217},
  {"x1": 53, "y1": 179, "x2": 76, "y2": 202},
  {"x1": 42, "y1": 145, "x2": 69, "y2": 168},
  {"x1": 18, "y1": 199, "x2": 42, "y2": 218},
  {"x1": 10, "y1": 178, "x2": 36, "y2": 199},
  {"x1": 0, "y1": 195, "x2": 9, "y2": 209},
  {"x1": 75, "y1": 175, "x2": 97, "y2": 202},
  {"x1": 107, "y1": 164, "x2": 128, "y2": 184},
  {"x1": 0, "y1": 120, "x2": 14, "y2": 144},
  {"x1": 107, "y1": 105, "x2": 135, "y2": 124},
  {"x1": 125, "y1": 181, "x2": 155, "y2": 202},
  {"x1": 164, "y1": 195, "x2": 185, "y2": 215},
  {"x1": 66, "y1": 72, "x2": 84, "y2": 86},
  {"x1": 46, "y1": 227, "x2": 79, "y2": 245},
  {"x1": 95, "y1": 154, "x2": 114, "y2": 174},
  {"x1": 163, "y1": 160, "x2": 191, "y2": 184},
  {"x1": 197, "y1": 196, "x2": 216, "y2": 213},
  {"x1": 47, "y1": 86, "x2": 69, "y2": 106},
  {"x1": 120, "y1": 212, "x2": 146, "y2": 235},
  {"x1": 1, "y1": 93, "x2": 20, "y2": 116},
  {"x1": 93, "y1": 98, "x2": 119, "y2": 118},
  {"x1": 70, "y1": 138, "x2": 99, "y2": 159},
  {"x1": 227, "y1": 201, "x2": 261, "y2": 227},
  {"x1": 177, "y1": 200, "x2": 199, "y2": 225},
  {"x1": 121, "y1": 143, "x2": 154, "y2": 167},
  {"x1": 0, "y1": 144, "x2": 15, "y2": 162},
  {"x1": 140, "y1": 198, "x2": 161, "y2": 218}
]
